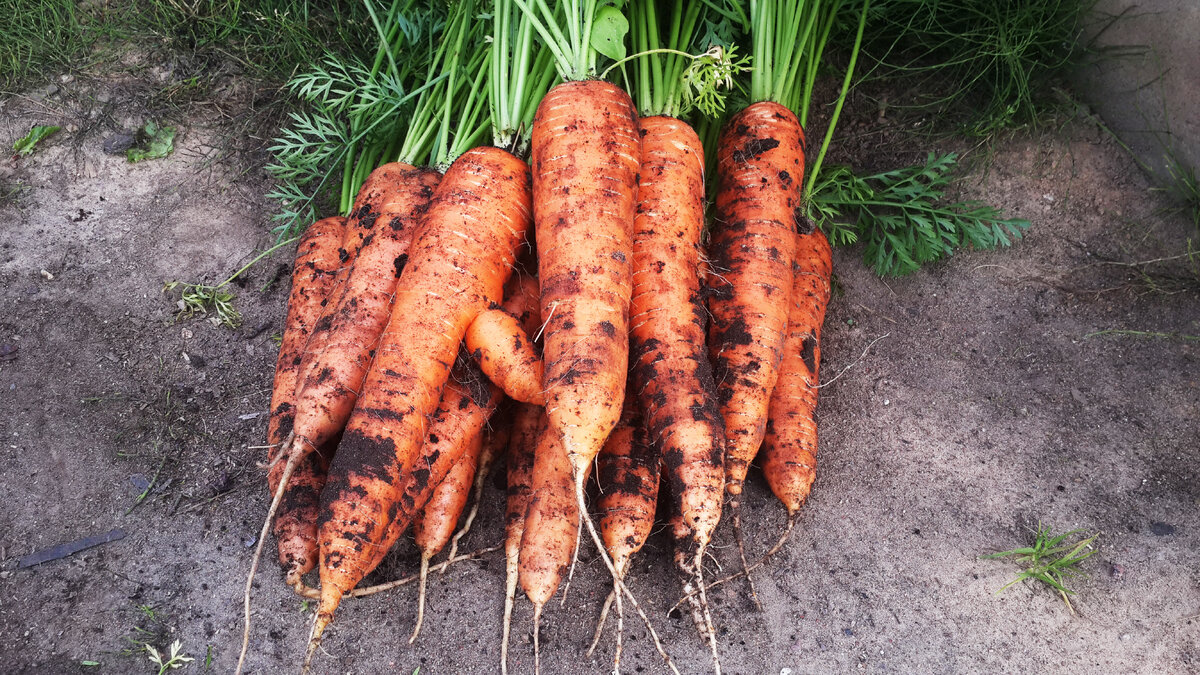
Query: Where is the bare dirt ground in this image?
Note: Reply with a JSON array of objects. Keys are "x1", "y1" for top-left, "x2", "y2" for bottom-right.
[{"x1": 1, "y1": 65, "x2": 1198, "y2": 675}]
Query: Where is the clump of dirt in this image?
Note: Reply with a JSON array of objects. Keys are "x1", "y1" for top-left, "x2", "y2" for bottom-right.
[{"x1": 1, "y1": 63, "x2": 1198, "y2": 674}]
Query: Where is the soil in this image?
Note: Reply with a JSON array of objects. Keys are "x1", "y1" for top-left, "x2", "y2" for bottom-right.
[{"x1": 1, "y1": 66, "x2": 1198, "y2": 675}]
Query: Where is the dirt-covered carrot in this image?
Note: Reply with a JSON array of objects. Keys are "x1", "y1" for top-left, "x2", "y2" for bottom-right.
[
  {"x1": 309, "y1": 143, "x2": 530, "y2": 656},
  {"x1": 706, "y1": 104, "x2": 805, "y2": 497},
  {"x1": 289, "y1": 165, "x2": 441, "y2": 453},
  {"x1": 409, "y1": 427, "x2": 485, "y2": 643},
  {"x1": 445, "y1": 405, "x2": 513, "y2": 564},
  {"x1": 502, "y1": 402, "x2": 541, "y2": 675},
  {"x1": 624, "y1": 2, "x2": 742, "y2": 665},
  {"x1": 587, "y1": 404, "x2": 660, "y2": 665},
  {"x1": 265, "y1": 216, "x2": 346, "y2": 586},
  {"x1": 760, "y1": 227, "x2": 831, "y2": 534}
]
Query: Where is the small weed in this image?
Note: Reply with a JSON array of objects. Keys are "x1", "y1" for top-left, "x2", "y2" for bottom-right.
[
  {"x1": 299, "y1": 599, "x2": 311, "y2": 613},
  {"x1": 983, "y1": 522, "x2": 1098, "y2": 613},
  {"x1": 146, "y1": 639, "x2": 194, "y2": 674},
  {"x1": 12, "y1": 125, "x2": 60, "y2": 156},
  {"x1": 164, "y1": 281, "x2": 241, "y2": 328},
  {"x1": 1158, "y1": 154, "x2": 1200, "y2": 230},
  {"x1": 137, "y1": 604, "x2": 158, "y2": 622},
  {"x1": 164, "y1": 234, "x2": 297, "y2": 328}
]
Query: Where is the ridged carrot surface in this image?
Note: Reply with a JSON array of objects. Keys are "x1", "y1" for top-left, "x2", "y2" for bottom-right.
[
  {"x1": 531, "y1": 80, "x2": 641, "y2": 474},
  {"x1": 761, "y1": 228, "x2": 831, "y2": 514},
  {"x1": 295, "y1": 164, "x2": 430, "y2": 398},
  {"x1": 265, "y1": 216, "x2": 346, "y2": 585},
  {"x1": 291, "y1": 164, "x2": 441, "y2": 456},
  {"x1": 312, "y1": 146, "x2": 531, "y2": 638},
  {"x1": 706, "y1": 101, "x2": 806, "y2": 497},
  {"x1": 628, "y1": 115, "x2": 725, "y2": 555}
]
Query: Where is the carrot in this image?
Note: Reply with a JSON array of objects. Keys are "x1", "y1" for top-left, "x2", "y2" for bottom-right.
[
  {"x1": 288, "y1": 164, "x2": 441, "y2": 460},
  {"x1": 706, "y1": 101, "x2": 805, "y2": 499},
  {"x1": 532, "y1": 78, "x2": 639, "y2": 480},
  {"x1": 517, "y1": 410, "x2": 581, "y2": 674},
  {"x1": 587, "y1": 405, "x2": 660, "y2": 666},
  {"x1": 262, "y1": 216, "x2": 346, "y2": 587},
  {"x1": 308, "y1": 145, "x2": 531, "y2": 658},
  {"x1": 409, "y1": 426, "x2": 485, "y2": 643},
  {"x1": 629, "y1": 113, "x2": 725, "y2": 664},
  {"x1": 502, "y1": 401, "x2": 541, "y2": 675},
  {"x1": 466, "y1": 306, "x2": 544, "y2": 405},
  {"x1": 294, "y1": 164, "x2": 422, "y2": 397},
  {"x1": 760, "y1": 227, "x2": 831, "y2": 543}
]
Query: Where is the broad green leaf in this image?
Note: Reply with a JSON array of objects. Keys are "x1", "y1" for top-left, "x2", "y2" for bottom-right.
[
  {"x1": 590, "y1": 5, "x2": 628, "y2": 62},
  {"x1": 13, "y1": 125, "x2": 60, "y2": 156},
  {"x1": 127, "y1": 122, "x2": 176, "y2": 163}
]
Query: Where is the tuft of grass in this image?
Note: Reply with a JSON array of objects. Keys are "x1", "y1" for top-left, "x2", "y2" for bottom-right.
[
  {"x1": 1, "y1": 0, "x2": 374, "y2": 92},
  {"x1": 808, "y1": 152, "x2": 1030, "y2": 276},
  {"x1": 982, "y1": 522, "x2": 1098, "y2": 613},
  {"x1": 1158, "y1": 154, "x2": 1200, "y2": 230},
  {"x1": 841, "y1": 0, "x2": 1094, "y2": 135}
]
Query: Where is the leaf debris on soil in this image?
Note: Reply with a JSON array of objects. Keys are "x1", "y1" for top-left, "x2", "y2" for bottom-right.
[
  {"x1": 13, "y1": 125, "x2": 60, "y2": 157},
  {"x1": 126, "y1": 122, "x2": 176, "y2": 163}
]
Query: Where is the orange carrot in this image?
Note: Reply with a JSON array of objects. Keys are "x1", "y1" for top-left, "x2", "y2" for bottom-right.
[
  {"x1": 265, "y1": 215, "x2": 347, "y2": 588},
  {"x1": 588, "y1": 403, "x2": 660, "y2": 664},
  {"x1": 309, "y1": 146, "x2": 531, "y2": 655},
  {"x1": 502, "y1": 402, "x2": 541, "y2": 675},
  {"x1": 409, "y1": 427, "x2": 485, "y2": 643},
  {"x1": 531, "y1": 79, "x2": 640, "y2": 479},
  {"x1": 706, "y1": 101, "x2": 806, "y2": 499},
  {"x1": 446, "y1": 403, "x2": 513, "y2": 563},
  {"x1": 761, "y1": 227, "x2": 831, "y2": 527},
  {"x1": 466, "y1": 306, "x2": 544, "y2": 404},
  {"x1": 294, "y1": 164, "x2": 427, "y2": 397},
  {"x1": 627, "y1": 114, "x2": 724, "y2": 659},
  {"x1": 289, "y1": 164, "x2": 441, "y2": 459},
  {"x1": 517, "y1": 410, "x2": 582, "y2": 672}
]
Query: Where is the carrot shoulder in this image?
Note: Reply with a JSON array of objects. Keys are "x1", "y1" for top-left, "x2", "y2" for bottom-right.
[
  {"x1": 265, "y1": 216, "x2": 346, "y2": 586},
  {"x1": 761, "y1": 228, "x2": 831, "y2": 515},
  {"x1": 707, "y1": 101, "x2": 806, "y2": 498}
]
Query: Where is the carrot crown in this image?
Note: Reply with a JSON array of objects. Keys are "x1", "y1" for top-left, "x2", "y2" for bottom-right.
[
  {"x1": 513, "y1": 0, "x2": 629, "y2": 82},
  {"x1": 491, "y1": 0, "x2": 559, "y2": 155}
]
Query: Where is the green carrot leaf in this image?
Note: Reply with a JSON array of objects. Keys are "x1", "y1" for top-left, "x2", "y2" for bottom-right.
[{"x1": 591, "y1": 5, "x2": 629, "y2": 62}]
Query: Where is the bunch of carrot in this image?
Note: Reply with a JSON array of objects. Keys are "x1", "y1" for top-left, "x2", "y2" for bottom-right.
[{"x1": 239, "y1": 1, "x2": 868, "y2": 673}]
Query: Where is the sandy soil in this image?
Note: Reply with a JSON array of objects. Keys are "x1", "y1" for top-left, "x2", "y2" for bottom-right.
[{"x1": 1, "y1": 69, "x2": 1198, "y2": 675}]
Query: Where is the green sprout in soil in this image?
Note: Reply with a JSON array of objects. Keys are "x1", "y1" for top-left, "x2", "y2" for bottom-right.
[
  {"x1": 13, "y1": 125, "x2": 60, "y2": 156},
  {"x1": 146, "y1": 639, "x2": 193, "y2": 674},
  {"x1": 164, "y1": 235, "x2": 299, "y2": 328},
  {"x1": 983, "y1": 522, "x2": 1098, "y2": 613}
]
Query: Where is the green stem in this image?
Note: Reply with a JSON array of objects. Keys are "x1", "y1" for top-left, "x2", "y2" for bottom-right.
[{"x1": 804, "y1": 0, "x2": 869, "y2": 199}]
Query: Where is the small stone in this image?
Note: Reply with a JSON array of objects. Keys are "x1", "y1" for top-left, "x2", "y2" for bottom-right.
[
  {"x1": 103, "y1": 132, "x2": 136, "y2": 155},
  {"x1": 60, "y1": 74, "x2": 74, "y2": 84},
  {"x1": 39, "y1": 269, "x2": 54, "y2": 281},
  {"x1": 1120, "y1": 633, "x2": 1131, "y2": 641},
  {"x1": 1110, "y1": 563, "x2": 1125, "y2": 581},
  {"x1": 96, "y1": 91, "x2": 112, "y2": 104},
  {"x1": 1071, "y1": 388, "x2": 1086, "y2": 404},
  {"x1": 43, "y1": 84, "x2": 60, "y2": 97}
]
